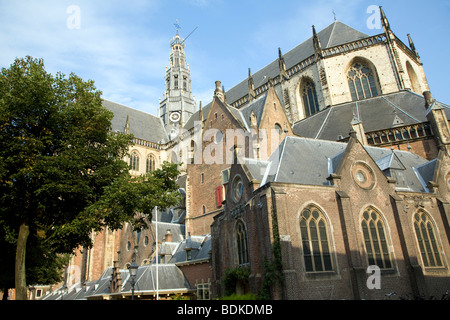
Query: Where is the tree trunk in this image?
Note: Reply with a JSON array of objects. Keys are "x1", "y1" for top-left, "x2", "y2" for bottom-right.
[{"x1": 15, "y1": 223, "x2": 30, "y2": 300}]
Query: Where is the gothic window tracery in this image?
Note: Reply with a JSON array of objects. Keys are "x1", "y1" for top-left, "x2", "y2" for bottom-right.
[
  {"x1": 347, "y1": 62, "x2": 379, "y2": 101},
  {"x1": 300, "y1": 206, "x2": 333, "y2": 272},
  {"x1": 235, "y1": 220, "x2": 249, "y2": 265},
  {"x1": 130, "y1": 150, "x2": 140, "y2": 171},
  {"x1": 413, "y1": 211, "x2": 444, "y2": 268},
  {"x1": 361, "y1": 208, "x2": 393, "y2": 269},
  {"x1": 146, "y1": 154, "x2": 156, "y2": 173},
  {"x1": 301, "y1": 79, "x2": 320, "y2": 117}
]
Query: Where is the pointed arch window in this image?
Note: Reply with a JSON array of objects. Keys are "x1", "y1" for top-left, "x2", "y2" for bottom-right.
[
  {"x1": 301, "y1": 79, "x2": 320, "y2": 117},
  {"x1": 361, "y1": 208, "x2": 393, "y2": 269},
  {"x1": 146, "y1": 154, "x2": 156, "y2": 173},
  {"x1": 300, "y1": 206, "x2": 333, "y2": 272},
  {"x1": 130, "y1": 151, "x2": 140, "y2": 171},
  {"x1": 235, "y1": 220, "x2": 249, "y2": 265},
  {"x1": 347, "y1": 62, "x2": 379, "y2": 101},
  {"x1": 413, "y1": 211, "x2": 444, "y2": 268}
]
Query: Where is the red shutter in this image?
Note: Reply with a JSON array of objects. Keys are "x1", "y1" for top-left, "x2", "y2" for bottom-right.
[{"x1": 216, "y1": 185, "x2": 223, "y2": 207}]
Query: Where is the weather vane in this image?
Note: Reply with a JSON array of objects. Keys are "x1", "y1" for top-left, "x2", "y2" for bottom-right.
[{"x1": 174, "y1": 19, "x2": 181, "y2": 34}]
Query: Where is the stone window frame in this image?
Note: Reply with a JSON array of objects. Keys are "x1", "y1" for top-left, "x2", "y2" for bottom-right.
[
  {"x1": 146, "y1": 153, "x2": 156, "y2": 173},
  {"x1": 300, "y1": 77, "x2": 320, "y2": 117},
  {"x1": 234, "y1": 219, "x2": 249, "y2": 266},
  {"x1": 360, "y1": 207, "x2": 395, "y2": 271},
  {"x1": 129, "y1": 150, "x2": 140, "y2": 172},
  {"x1": 413, "y1": 209, "x2": 446, "y2": 269},
  {"x1": 346, "y1": 57, "x2": 381, "y2": 101},
  {"x1": 298, "y1": 204, "x2": 335, "y2": 273}
]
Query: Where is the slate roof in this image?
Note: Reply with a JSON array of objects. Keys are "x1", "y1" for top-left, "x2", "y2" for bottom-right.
[
  {"x1": 152, "y1": 220, "x2": 186, "y2": 243},
  {"x1": 255, "y1": 136, "x2": 433, "y2": 193},
  {"x1": 159, "y1": 234, "x2": 211, "y2": 264},
  {"x1": 224, "y1": 21, "x2": 369, "y2": 105},
  {"x1": 183, "y1": 21, "x2": 371, "y2": 132},
  {"x1": 41, "y1": 267, "x2": 128, "y2": 300},
  {"x1": 292, "y1": 90, "x2": 450, "y2": 141},
  {"x1": 120, "y1": 264, "x2": 192, "y2": 295},
  {"x1": 102, "y1": 99, "x2": 169, "y2": 144}
]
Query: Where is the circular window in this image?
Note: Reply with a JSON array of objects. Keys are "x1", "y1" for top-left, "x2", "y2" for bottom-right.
[
  {"x1": 232, "y1": 176, "x2": 244, "y2": 203},
  {"x1": 355, "y1": 170, "x2": 367, "y2": 183},
  {"x1": 351, "y1": 162, "x2": 375, "y2": 190}
]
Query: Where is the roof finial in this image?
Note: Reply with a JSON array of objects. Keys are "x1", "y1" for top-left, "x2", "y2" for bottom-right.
[
  {"x1": 407, "y1": 33, "x2": 420, "y2": 57},
  {"x1": 174, "y1": 19, "x2": 181, "y2": 35},
  {"x1": 199, "y1": 101, "x2": 203, "y2": 123},
  {"x1": 332, "y1": 10, "x2": 337, "y2": 21},
  {"x1": 379, "y1": 6, "x2": 390, "y2": 32},
  {"x1": 248, "y1": 68, "x2": 255, "y2": 101},
  {"x1": 312, "y1": 25, "x2": 323, "y2": 61}
]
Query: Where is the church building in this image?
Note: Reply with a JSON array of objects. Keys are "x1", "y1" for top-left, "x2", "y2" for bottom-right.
[{"x1": 41, "y1": 7, "x2": 450, "y2": 300}]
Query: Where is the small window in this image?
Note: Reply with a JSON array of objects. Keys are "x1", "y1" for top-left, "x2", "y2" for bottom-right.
[
  {"x1": 197, "y1": 283, "x2": 211, "y2": 300},
  {"x1": 274, "y1": 123, "x2": 283, "y2": 135},
  {"x1": 201, "y1": 173, "x2": 204, "y2": 183},
  {"x1": 186, "y1": 249, "x2": 192, "y2": 261}
]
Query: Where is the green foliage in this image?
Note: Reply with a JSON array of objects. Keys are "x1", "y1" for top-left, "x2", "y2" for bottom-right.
[
  {"x1": 218, "y1": 293, "x2": 258, "y2": 300},
  {"x1": 83, "y1": 161, "x2": 181, "y2": 234},
  {"x1": 222, "y1": 267, "x2": 250, "y2": 297},
  {"x1": 258, "y1": 207, "x2": 285, "y2": 300},
  {"x1": 0, "y1": 56, "x2": 181, "y2": 293}
]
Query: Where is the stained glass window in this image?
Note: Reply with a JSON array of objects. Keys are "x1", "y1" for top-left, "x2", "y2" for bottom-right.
[{"x1": 347, "y1": 62, "x2": 379, "y2": 101}]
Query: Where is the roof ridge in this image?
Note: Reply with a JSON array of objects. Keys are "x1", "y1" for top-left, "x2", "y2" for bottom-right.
[
  {"x1": 381, "y1": 96, "x2": 421, "y2": 123},
  {"x1": 325, "y1": 21, "x2": 338, "y2": 48}
]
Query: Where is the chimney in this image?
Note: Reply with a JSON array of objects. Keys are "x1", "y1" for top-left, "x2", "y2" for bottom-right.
[
  {"x1": 423, "y1": 91, "x2": 433, "y2": 109},
  {"x1": 214, "y1": 81, "x2": 225, "y2": 102},
  {"x1": 165, "y1": 229, "x2": 172, "y2": 242}
]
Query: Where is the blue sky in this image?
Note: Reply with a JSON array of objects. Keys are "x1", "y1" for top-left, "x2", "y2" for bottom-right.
[{"x1": 1, "y1": 0, "x2": 449, "y2": 116}]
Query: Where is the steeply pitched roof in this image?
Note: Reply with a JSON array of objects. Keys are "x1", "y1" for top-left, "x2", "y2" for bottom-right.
[
  {"x1": 120, "y1": 264, "x2": 191, "y2": 294},
  {"x1": 253, "y1": 136, "x2": 432, "y2": 192},
  {"x1": 102, "y1": 99, "x2": 169, "y2": 144},
  {"x1": 224, "y1": 21, "x2": 369, "y2": 106},
  {"x1": 292, "y1": 91, "x2": 446, "y2": 141}
]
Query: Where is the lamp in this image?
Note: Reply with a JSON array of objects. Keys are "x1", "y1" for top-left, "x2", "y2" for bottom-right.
[{"x1": 128, "y1": 258, "x2": 138, "y2": 300}]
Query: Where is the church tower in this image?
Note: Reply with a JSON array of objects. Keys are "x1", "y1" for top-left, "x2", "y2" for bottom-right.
[{"x1": 159, "y1": 25, "x2": 196, "y2": 140}]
